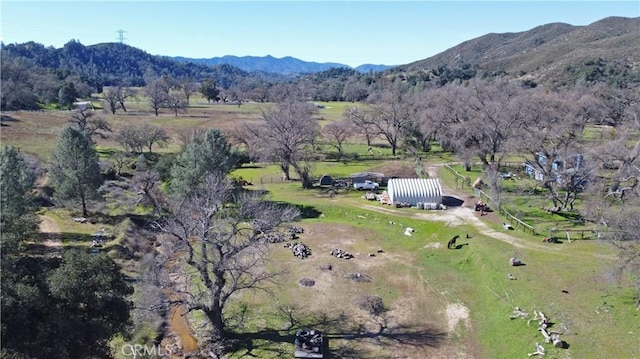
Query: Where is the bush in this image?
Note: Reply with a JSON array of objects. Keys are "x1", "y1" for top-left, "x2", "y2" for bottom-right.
[{"x1": 354, "y1": 295, "x2": 385, "y2": 316}]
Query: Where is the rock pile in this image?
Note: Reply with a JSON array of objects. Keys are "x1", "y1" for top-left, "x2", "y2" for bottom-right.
[
  {"x1": 330, "y1": 248, "x2": 353, "y2": 259},
  {"x1": 259, "y1": 232, "x2": 286, "y2": 243},
  {"x1": 299, "y1": 278, "x2": 316, "y2": 287},
  {"x1": 285, "y1": 242, "x2": 312, "y2": 259},
  {"x1": 288, "y1": 226, "x2": 305, "y2": 239}
]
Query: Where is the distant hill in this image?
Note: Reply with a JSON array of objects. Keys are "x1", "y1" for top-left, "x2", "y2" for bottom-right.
[
  {"x1": 399, "y1": 16, "x2": 640, "y2": 87},
  {"x1": 0, "y1": 41, "x2": 287, "y2": 89},
  {"x1": 172, "y1": 55, "x2": 395, "y2": 75}
]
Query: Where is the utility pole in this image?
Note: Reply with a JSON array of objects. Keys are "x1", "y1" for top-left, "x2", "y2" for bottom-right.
[{"x1": 115, "y1": 29, "x2": 127, "y2": 44}]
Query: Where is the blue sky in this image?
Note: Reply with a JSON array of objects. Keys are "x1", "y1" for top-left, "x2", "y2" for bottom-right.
[{"x1": 1, "y1": 1, "x2": 638, "y2": 67}]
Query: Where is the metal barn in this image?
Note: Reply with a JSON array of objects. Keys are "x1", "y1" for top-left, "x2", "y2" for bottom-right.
[{"x1": 386, "y1": 178, "x2": 443, "y2": 206}]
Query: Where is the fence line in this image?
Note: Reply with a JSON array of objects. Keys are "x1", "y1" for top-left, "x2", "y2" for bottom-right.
[
  {"x1": 444, "y1": 162, "x2": 536, "y2": 235},
  {"x1": 443, "y1": 164, "x2": 472, "y2": 189},
  {"x1": 474, "y1": 188, "x2": 536, "y2": 235}
]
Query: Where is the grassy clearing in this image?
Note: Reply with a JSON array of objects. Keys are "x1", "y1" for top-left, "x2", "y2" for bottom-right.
[
  {"x1": 314, "y1": 101, "x2": 365, "y2": 122},
  {"x1": 222, "y1": 169, "x2": 639, "y2": 358}
]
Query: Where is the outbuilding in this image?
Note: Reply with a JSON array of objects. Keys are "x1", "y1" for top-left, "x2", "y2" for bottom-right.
[{"x1": 386, "y1": 178, "x2": 443, "y2": 207}]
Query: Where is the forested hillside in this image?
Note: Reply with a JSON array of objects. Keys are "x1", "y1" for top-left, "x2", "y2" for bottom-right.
[
  {"x1": 398, "y1": 16, "x2": 640, "y2": 88},
  {"x1": 2, "y1": 16, "x2": 638, "y2": 111}
]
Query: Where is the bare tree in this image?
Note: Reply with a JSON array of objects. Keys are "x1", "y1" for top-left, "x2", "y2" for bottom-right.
[
  {"x1": 103, "y1": 87, "x2": 120, "y2": 115},
  {"x1": 114, "y1": 124, "x2": 170, "y2": 155},
  {"x1": 433, "y1": 78, "x2": 527, "y2": 203},
  {"x1": 360, "y1": 89, "x2": 415, "y2": 157},
  {"x1": 322, "y1": 120, "x2": 353, "y2": 160},
  {"x1": 103, "y1": 85, "x2": 136, "y2": 114},
  {"x1": 345, "y1": 107, "x2": 377, "y2": 148},
  {"x1": 179, "y1": 77, "x2": 199, "y2": 104},
  {"x1": 154, "y1": 174, "x2": 300, "y2": 343},
  {"x1": 518, "y1": 89, "x2": 592, "y2": 210},
  {"x1": 68, "y1": 108, "x2": 111, "y2": 141},
  {"x1": 146, "y1": 79, "x2": 169, "y2": 116},
  {"x1": 581, "y1": 85, "x2": 640, "y2": 309},
  {"x1": 141, "y1": 124, "x2": 170, "y2": 154},
  {"x1": 114, "y1": 123, "x2": 146, "y2": 154},
  {"x1": 165, "y1": 93, "x2": 188, "y2": 116},
  {"x1": 406, "y1": 89, "x2": 438, "y2": 153},
  {"x1": 252, "y1": 101, "x2": 319, "y2": 188},
  {"x1": 116, "y1": 85, "x2": 136, "y2": 112}
]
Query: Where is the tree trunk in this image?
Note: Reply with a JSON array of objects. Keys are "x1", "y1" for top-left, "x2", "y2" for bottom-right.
[
  {"x1": 81, "y1": 194, "x2": 88, "y2": 217},
  {"x1": 292, "y1": 162, "x2": 313, "y2": 189},
  {"x1": 205, "y1": 307, "x2": 225, "y2": 342},
  {"x1": 280, "y1": 163, "x2": 291, "y2": 181}
]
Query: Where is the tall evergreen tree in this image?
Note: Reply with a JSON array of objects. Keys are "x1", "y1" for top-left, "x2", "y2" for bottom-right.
[
  {"x1": 169, "y1": 129, "x2": 236, "y2": 196},
  {"x1": 0, "y1": 146, "x2": 38, "y2": 255},
  {"x1": 50, "y1": 127, "x2": 102, "y2": 216}
]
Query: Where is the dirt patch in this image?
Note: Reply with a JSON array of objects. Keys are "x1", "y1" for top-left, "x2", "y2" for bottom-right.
[
  {"x1": 36, "y1": 215, "x2": 63, "y2": 252},
  {"x1": 370, "y1": 161, "x2": 419, "y2": 179},
  {"x1": 262, "y1": 221, "x2": 456, "y2": 358},
  {"x1": 446, "y1": 303, "x2": 471, "y2": 332},
  {"x1": 38, "y1": 215, "x2": 60, "y2": 234},
  {"x1": 425, "y1": 242, "x2": 444, "y2": 249}
]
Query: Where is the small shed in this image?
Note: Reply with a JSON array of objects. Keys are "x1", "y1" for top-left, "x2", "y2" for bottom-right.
[
  {"x1": 318, "y1": 174, "x2": 333, "y2": 186},
  {"x1": 387, "y1": 178, "x2": 443, "y2": 206}
]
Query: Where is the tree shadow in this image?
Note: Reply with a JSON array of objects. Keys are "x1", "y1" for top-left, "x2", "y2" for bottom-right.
[
  {"x1": 86, "y1": 212, "x2": 154, "y2": 229},
  {"x1": 293, "y1": 204, "x2": 322, "y2": 219},
  {"x1": 1, "y1": 114, "x2": 20, "y2": 126},
  {"x1": 226, "y1": 307, "x2": 447, "y2": 358},
  {"x1": 269, "y1": 201, "x2": 322, "y2": 219}
]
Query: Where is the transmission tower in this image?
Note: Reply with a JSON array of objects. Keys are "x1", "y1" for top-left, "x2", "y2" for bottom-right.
[{"x1": 115, "y1": 29, "x2": 127, "y2": 44}]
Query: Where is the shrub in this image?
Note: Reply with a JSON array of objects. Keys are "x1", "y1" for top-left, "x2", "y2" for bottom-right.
[{"x1": 354, "y1": 295, "x2": 385, "y2": 316}]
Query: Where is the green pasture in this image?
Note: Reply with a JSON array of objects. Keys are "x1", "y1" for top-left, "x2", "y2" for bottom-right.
[{"x1": 204, "y1": 163, "x2": 640, "y2": 358}]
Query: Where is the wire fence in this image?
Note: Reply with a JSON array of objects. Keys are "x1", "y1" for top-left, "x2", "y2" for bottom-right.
[
  {"x1": 443, "y1": 163, "x2": 472, "y2": 189},
  {"x1": 444, "y1": 163, "x2": 536, "y2": 235},
  {"x1": 474, "y1": 188, "x2": 536, "y2": 235}
]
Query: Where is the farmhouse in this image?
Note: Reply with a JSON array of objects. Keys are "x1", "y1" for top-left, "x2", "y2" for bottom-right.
[
  {"x1": 523, "y1": 153, "x2": 584, "y2": 182},
  {"x1": 386, "y1": 178, "x2": 443, "y2": 207}
]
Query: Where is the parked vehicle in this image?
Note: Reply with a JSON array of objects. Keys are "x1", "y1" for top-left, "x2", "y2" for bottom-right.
[{"x1": 353, "y1": 180, "x2": 379, "y2": 191}]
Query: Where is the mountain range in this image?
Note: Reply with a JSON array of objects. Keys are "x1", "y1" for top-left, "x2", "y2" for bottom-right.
[
  {"x1": 2, "y1": 15, "x2": 638, "y2": 93},
  {"x1": 399, "y1": 16, "x2": 640, "y2": 87},
  {"x1": 171, "y1": 54, "x2": 394, "y2": 74}
]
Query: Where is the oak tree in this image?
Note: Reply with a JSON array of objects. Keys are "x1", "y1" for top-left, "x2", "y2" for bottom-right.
[
  {"x1": 252, "y1": 101, "x2": 319, "y2": 188},
  {"x1": 155, "y1": 174, "x2": 300, "y2": 347}
]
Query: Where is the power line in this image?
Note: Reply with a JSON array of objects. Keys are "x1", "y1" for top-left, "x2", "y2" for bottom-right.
[{"x1": 115, "y1": 29, "x2": 127, "y2": 44}]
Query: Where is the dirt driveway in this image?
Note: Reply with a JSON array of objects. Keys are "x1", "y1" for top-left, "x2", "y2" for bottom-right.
[{"x1": 35, "y1": 215, "x2": 63, "y2": 253}]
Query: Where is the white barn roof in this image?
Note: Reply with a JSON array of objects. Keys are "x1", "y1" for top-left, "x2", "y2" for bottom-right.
[{"x1": 387, "y1": 178, "x2": 442, "y2": 205}]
